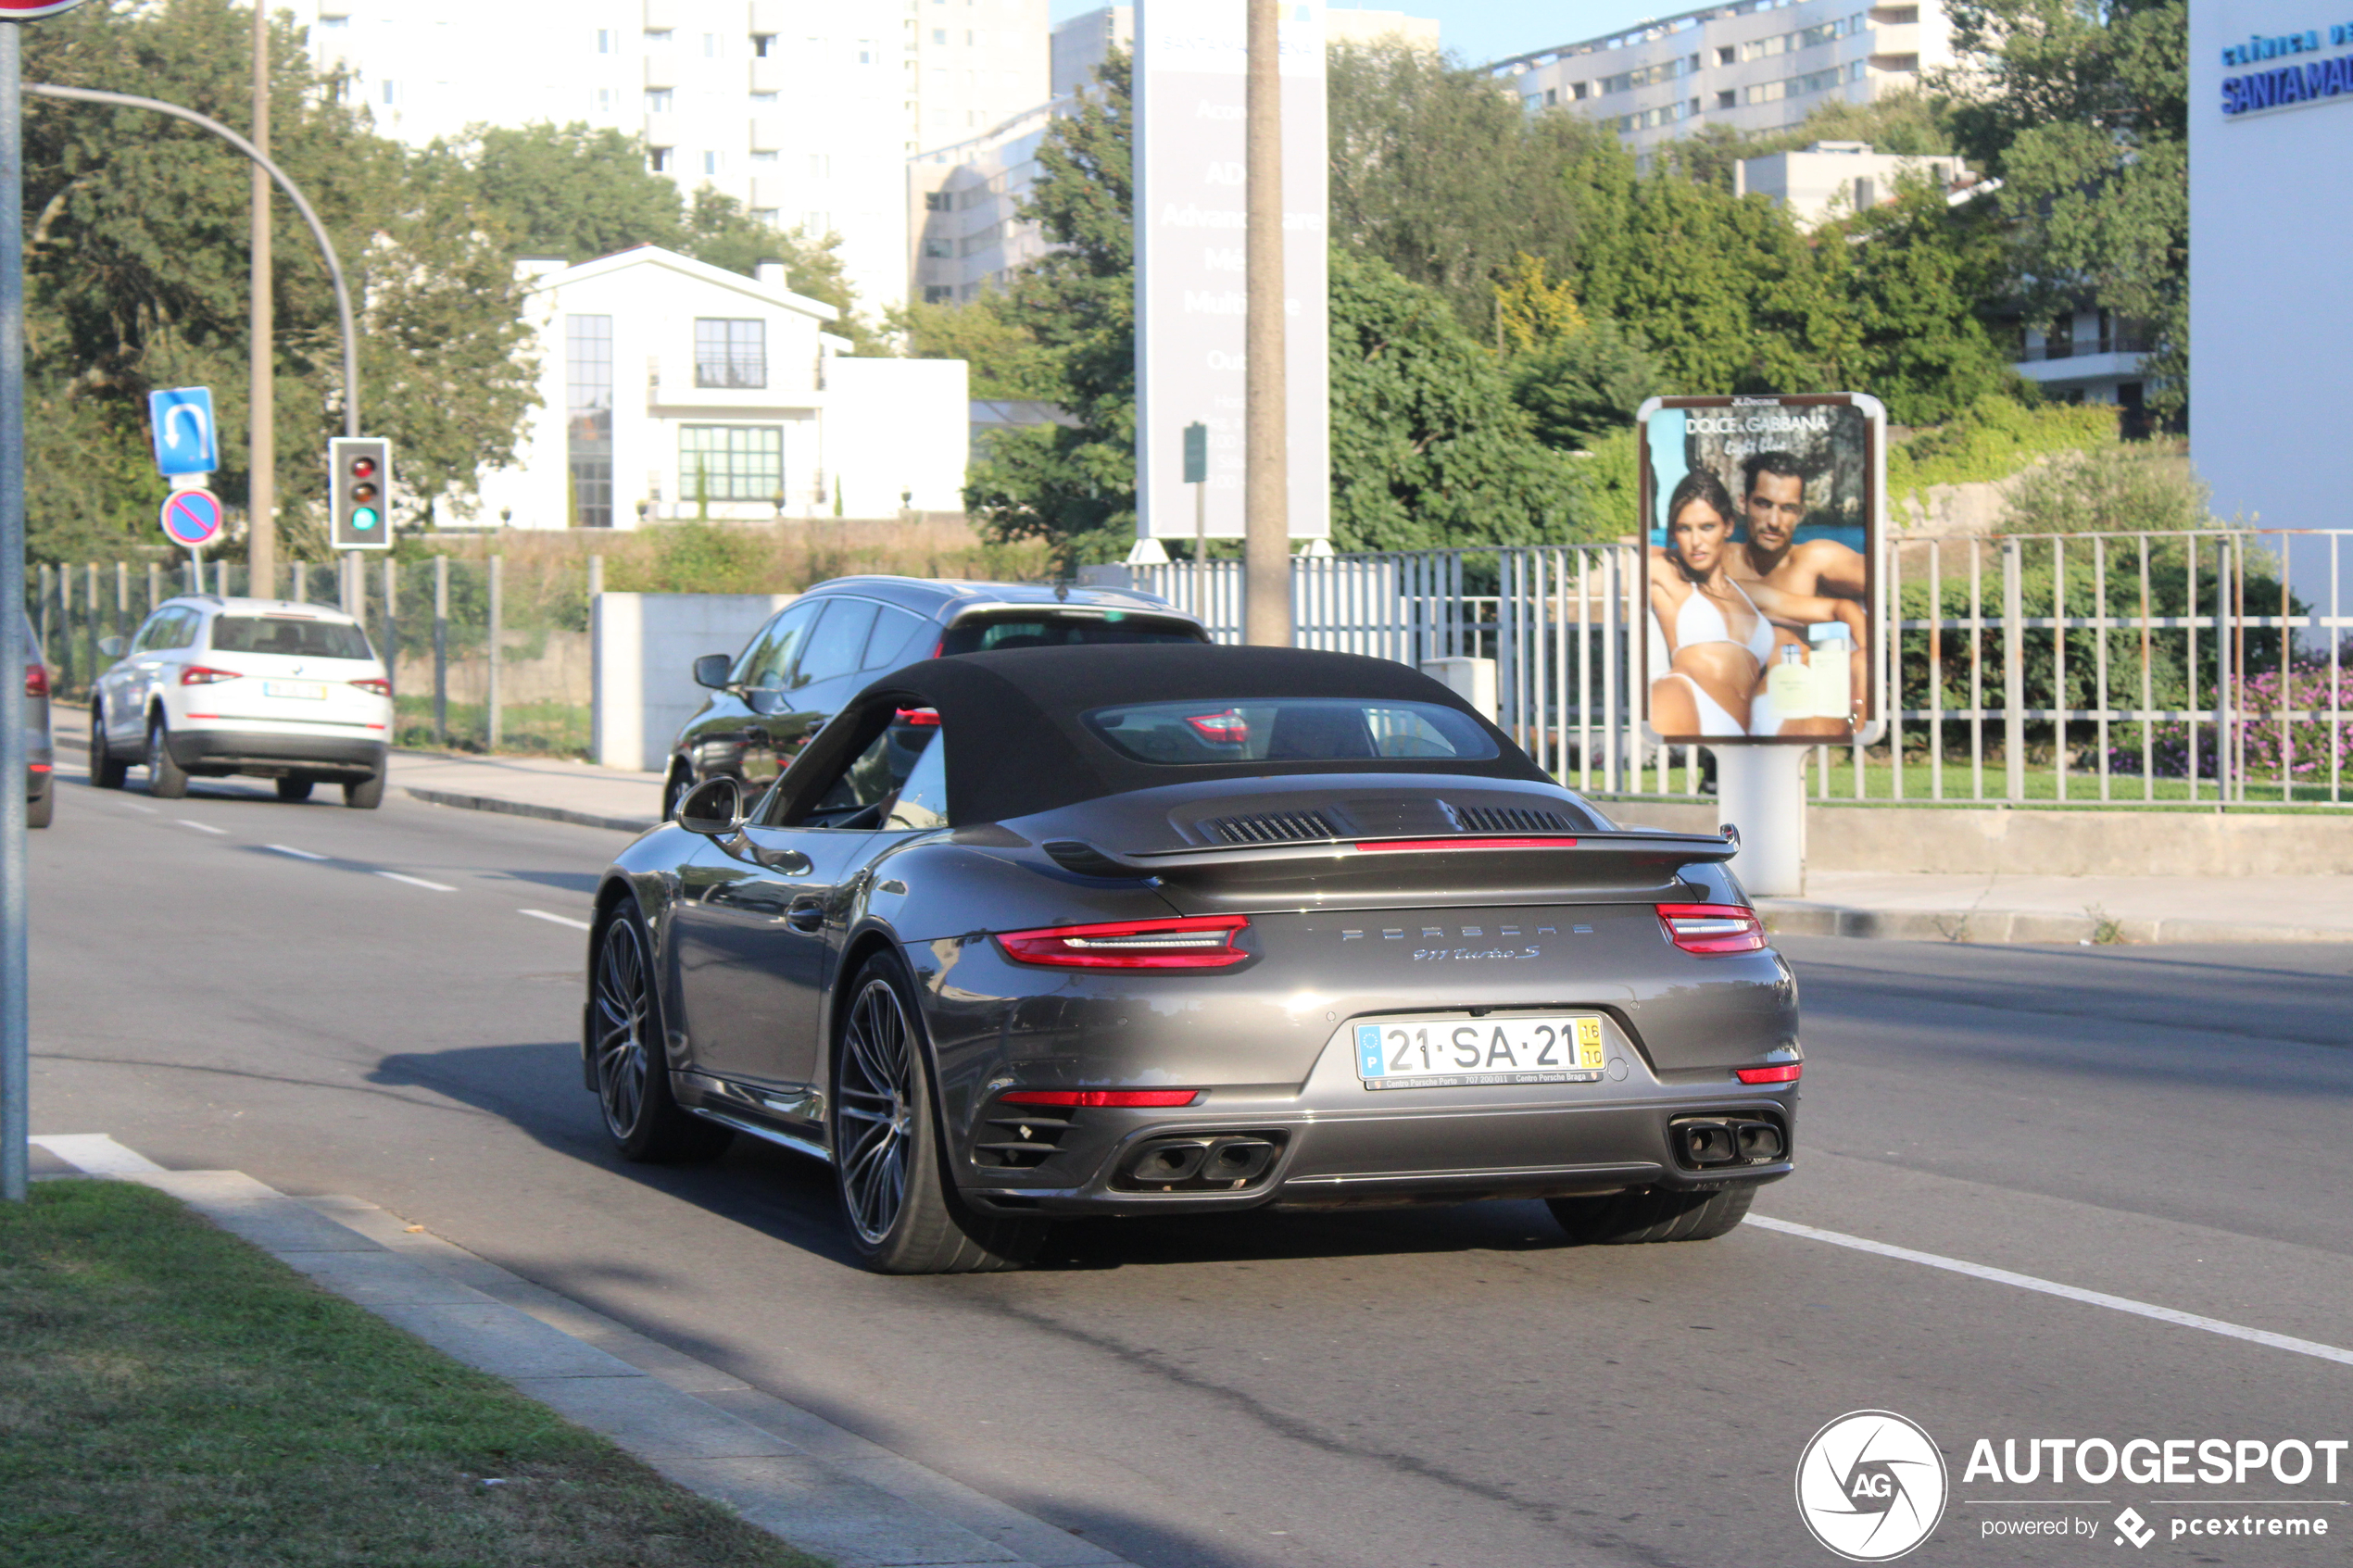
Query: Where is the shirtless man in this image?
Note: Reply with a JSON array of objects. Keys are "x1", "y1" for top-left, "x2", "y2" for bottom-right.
[
  {"x1": 1728, "y1": 452, "x2": 1867, "y2": 603},
  {"x1": 1726, "y1": 451, "x2": 1867, "y2": 734}
]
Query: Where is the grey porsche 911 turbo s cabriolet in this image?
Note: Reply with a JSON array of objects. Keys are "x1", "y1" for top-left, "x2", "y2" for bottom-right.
[{"x1": 585, "y1": 644, "x2": 1802, "y2": 1274}]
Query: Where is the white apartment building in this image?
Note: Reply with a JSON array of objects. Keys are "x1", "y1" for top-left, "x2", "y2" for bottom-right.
[
  {"x1": 1051, "y1": 5, "x2": 1441, "y2": 99},
  {"x1": 1734, "y1": 140, "x2": 1974, "y2": 229},
  {"x1": 289, "y1": 0, "x2": 1049, "y2": 314},
  {"x1": 468, "y1": 245, "x2": 968, "y2": 530},
  {"x1": 1491, "y1": 1, "x2": 1954, "y2": 159}
]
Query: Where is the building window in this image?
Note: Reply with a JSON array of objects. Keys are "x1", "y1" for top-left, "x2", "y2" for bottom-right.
[
  {"x1": 931, "y1": 27, "x2": 946, "y2": 44},
  {"x1": 703, "y1": 31, "x2": 720, "y2": 56},
  {"x1": 751, "y1": 207, "x2": 780, "y2": 223},
  {"x1": 680, "y1": 426, "x2": 785, "y2": 502},
  {"x1": 751, "y1": 90, "x2": 779, "y2": 105},
  {"x1": 649, "y1": 146, "x2": 673, "y2": 172},
  {"x1": 924, "y1": 285, "x2": 953, "y2": 304},
  {"x1": 922, "y1": 238, "x2": 953, "y2": 257},
  {"x1": 646, "y1": 88, "x2": 673, "y2": 112},
  {"x1": 751, "y1": 149, "x2": 779, "y2": 163},
  {"x1": 566, "y1": 316, "x2": 614, "y2": 530},
  {"x1": 694, "y1": 319, "x2": 767, "y2": 389},
  {"x1": 382, "y1": 79, "x2": 396, "y2": 105},
  {"x1": 704, "y1": 150, "x2": 721, "y2": 176},
  {"x1": 752, "y1": 32, "x2": 776, "y2": 56},
  {"x1": 596, "y1": 27, "x2": 613, "y2": 52},
  {"x1": 317, "y1": 14, "x2": 348, "y2": 28},
  {"x1": 645, "y1": 28, "x2": 673, "y2": 44},
  {"x1": 597, "y1": 87, "x2": 614, "y2": 112},
  {"x1": 924, "y1": 190, "x2": 951, "y2": 210}
]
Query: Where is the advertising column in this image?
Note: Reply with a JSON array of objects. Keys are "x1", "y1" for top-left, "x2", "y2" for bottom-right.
[{"x1": 1132, "y1": 0, "x2": 1328, "y2": 557}]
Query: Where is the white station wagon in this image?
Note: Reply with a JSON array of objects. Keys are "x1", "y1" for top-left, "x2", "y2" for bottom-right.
[{"x1": 91, "y1": 595, "x2": 394, "y2": 807}]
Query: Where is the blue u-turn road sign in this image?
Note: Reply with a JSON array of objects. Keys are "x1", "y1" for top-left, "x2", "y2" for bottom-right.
[{"x1": 148, "y1": 386, "x2": 219, "y2": 476}]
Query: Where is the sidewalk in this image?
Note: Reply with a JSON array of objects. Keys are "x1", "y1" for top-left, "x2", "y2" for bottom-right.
[
  {"x1": 1758, "y1": 872, "x2": 2353, "y2": 945},
  {"x1": 393, "y1": 748, "x2": 664, "y2": 834}
]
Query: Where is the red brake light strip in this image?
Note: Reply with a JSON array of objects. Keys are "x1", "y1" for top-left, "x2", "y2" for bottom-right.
[
  {"x1": 1000, "y1": 1088, "x2": 1203, "y2": 1108},
  {"x1": 995, "y1": 914, "x2": 1250, "y2": 970},
  {"x1": 1356, "y1": 836, "x2": 1578, "y2": 853},
  {"x1": 1734, "y1": 1063, "x2": 1802, "y2": 1085}
]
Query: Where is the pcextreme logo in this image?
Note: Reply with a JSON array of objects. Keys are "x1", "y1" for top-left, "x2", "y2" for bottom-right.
[{"x1": 1796, "y1": 1411, "x2": 1951, "y2": 1562}]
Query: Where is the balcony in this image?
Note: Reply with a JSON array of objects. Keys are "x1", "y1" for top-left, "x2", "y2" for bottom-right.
[
  {"x1": 749, "y1": 117, "x2": 783, "y2": 152},
  {"x1": 644, "y1": 53, "x2": 678, "y2": 89},
  {"x1": 2018, "y1": 330, "x2": 2148, "y2": 361},
  {"x1": 749, "y1": 56, "x2": 784, "y2": 94}
]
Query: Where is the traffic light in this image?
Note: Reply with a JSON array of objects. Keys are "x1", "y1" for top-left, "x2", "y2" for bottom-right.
[{"x1": 330, "y1": 437, "x2": 393, "y2": 550}]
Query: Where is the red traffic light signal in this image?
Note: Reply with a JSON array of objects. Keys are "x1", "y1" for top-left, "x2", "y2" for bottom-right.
[{"x1": 351, "y1": 456, "x2": 377, "y2": 479}]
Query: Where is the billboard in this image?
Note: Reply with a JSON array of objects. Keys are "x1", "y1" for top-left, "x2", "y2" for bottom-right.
[
  {"x1": 1638, "y1": 394, "x2": 1882, "y2": 746},
  {"x1": 1133, "y1": 0, "x2": 1330, "y2": 542}
]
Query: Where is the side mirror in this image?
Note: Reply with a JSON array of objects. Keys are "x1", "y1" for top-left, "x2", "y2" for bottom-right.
[
  {"x1": 97, "y1": 636, "x2": 125, "y2": 659},
  {"x1": 692, "y1": 653, "x2": 734, "y2": 689},
  {"x1": 676, "y1": 775, "x2": 744, "y2": 837}
]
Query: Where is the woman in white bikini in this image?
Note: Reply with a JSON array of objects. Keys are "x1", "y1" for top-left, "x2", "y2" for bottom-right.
[{"x1": 1648, "y1": 470, "x2": 1855, "y2": 737}]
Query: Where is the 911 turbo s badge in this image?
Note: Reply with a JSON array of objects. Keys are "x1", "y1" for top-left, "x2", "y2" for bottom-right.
[{"x1": 1416, "y1": 945, "x2": 1541, "y2": 961}]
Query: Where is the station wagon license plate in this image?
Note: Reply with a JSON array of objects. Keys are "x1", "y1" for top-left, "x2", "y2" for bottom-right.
[
  {"x1": 1354, "y1": 1016, "x2": 1607, "y2": 1090},
  {"x1": 263, "y1": 680, "x2": 327, "y2": 700}
]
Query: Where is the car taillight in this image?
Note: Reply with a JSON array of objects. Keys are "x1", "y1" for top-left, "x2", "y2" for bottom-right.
[
  {"x1": 894, "y1": 707, "x2": 938, "y2": 726},
  {"x1": 1735, "y1": 1063, "x2": 1802, "y2": 1085},
  {"x1": 1000, "y1": 1088, "x2": 1203, "y2": 1107},
  {"x1": 995, "y1": 914, "x2": 1251, "y2": 969},
  {"x1": 1657, "y1": 903, "x2": 1766, "y2": 955},
  {"x1": 22, "y1": 663, "x2": 45, "y2": 697},
  {"x1": 350, "y1": 678, "x2": 392, "y2": 697},
  {"x1": 180, "y1": 665, "x2": 239, "y2": 685},
  {"x1": 1183, "y1": 709, "x2": 1249, "y2": 744}
]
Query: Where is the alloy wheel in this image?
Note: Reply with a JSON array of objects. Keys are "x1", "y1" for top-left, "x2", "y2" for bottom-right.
[
  {"x1": 837, "y1": 977, "x2": 916, "y2": 1244},
  {"x1": 594, "y1": 917, "x2": 654, "y2": 1140}
]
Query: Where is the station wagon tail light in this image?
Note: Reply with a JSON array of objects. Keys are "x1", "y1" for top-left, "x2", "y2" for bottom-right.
[
  {"x1": 894, "y1": 707, "x2": 938, "y2": 726},
  {"x1": 996, "y1": 914, "x2": 1251, "y2": 969},
  {"x1": 1000, "y1": 1088, "x2": 1203, "y2": 1107},
  {"x1": 179, "y1": 665, "x2": 239, "y2": 685},
  {"x1": 22, "y1": 663, "x2": 45, "y2": 696},
  {"x1": 1183, "y1": 709, "x2": 1249, "y2": 744},
  {"x1": 1734, "y1": 1063, "x2": 1802, "y2": 1085},
  {"x1": 349, "y1": 677, "x2": 393, "y2": 697},
  {"x1": 1657, "y1": 903, "x2": 1766, "y2": 955}
]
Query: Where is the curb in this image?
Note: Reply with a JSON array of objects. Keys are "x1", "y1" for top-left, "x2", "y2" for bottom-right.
[
  {"x1": 1755, "y1": 901, "x2": 2353, "y2": 946},
  {"x1": 400, "y1": 785, "x2": 657, "y2": 836},
  {"x1": 28, "y1": 1135, "x2": 1133, "y2": 1568}
]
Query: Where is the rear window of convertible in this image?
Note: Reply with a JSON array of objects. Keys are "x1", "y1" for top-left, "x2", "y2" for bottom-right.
[
  {"x1": 1084, "y1": 699, "x2": 1498, "y2": 765},
  {"x1": 210, "y1": 615, "x2": 372, "y2": 660}
]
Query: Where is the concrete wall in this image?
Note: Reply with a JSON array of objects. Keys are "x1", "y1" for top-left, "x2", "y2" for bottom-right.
[
  {"x1": 1603, "y1": 799, "x2": 2353, "y2": 878},
  {"x1": 593, "y1": 593, "x2": 797, "y2": 773}
]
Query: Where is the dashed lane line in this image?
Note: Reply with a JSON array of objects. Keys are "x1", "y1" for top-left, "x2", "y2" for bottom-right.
[
  {"x1": 264, "y1": 844, "x2": 330, "y2": 861},
  {"x1": 1748, "y1": 1214, "x2": 2353, "y2": 1371},
  {"x1": 175, "y1": 818, "x2": 226, "y2": 834},
  {"x1": 519, "y1": 909, "x2": 592, "y2": 932},
  {"x1": 376, "y1": 871, "x2": 456, "y2": 893}
]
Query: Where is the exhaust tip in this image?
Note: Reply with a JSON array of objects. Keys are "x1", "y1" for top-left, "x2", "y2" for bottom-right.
[
  {"x1": 1670, "y1": 1115, "x2": 1787, "y2": 1171},
  {"x1": 1114, "y1": 1132, "x2": 1287, "y2": 1192}
]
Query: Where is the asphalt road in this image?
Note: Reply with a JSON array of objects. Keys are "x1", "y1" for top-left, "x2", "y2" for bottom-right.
[{"x1": 23, "y1": 762, "x2": 2353, "y2": 1568}]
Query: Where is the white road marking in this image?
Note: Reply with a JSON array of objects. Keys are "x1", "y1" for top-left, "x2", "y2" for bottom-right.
[
  {"x1": 176, "y1": 819, "x2": 226, "y2": 834},
  {"x1": 519, "y1": 908, "x2": 592, "y2": 931},
  {"x1": 121, "y1": 802, "x2": 158, "y2": 814},
  {"x1": 28, "y1": 1133, "x2": 166, "y2": 1175},
  {"x1": 265, "y1": 844, "x2": 330, "y2": 861},
  {"x1": 1749, "y1": 1214, "x2": 2353, "y2": 1370},
  {"x1": 377, "y1": 871, "x2": 456, "y2": 892}
]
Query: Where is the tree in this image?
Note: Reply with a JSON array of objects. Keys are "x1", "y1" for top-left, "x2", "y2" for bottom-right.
[
  {"x1": 19, "y1": 0, "x2": 540, "y2": 559},
  {"x1": 887, "y1": 294, "x2": 1062, "y2": 400},
  {"x1": 964, "y1": 49, "x2": 1138, "y2": 566},
  {"x1": 1508, "y1": 318, "x2": 1663, "y2": 451},
  {"x1": 1943, "y1": 0, "x2": 2188, "y2": 420},
  {"x1": 1327, "y1": 249, "x2": 1587, "y2": 549},
  {"x1": 1830, "y1": 178, "x2": 2025, "y2": 424}
]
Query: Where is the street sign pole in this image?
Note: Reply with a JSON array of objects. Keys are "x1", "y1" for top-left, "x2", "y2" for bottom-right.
[
  {"x1": 0, "y1": 19, "x2": 28, "y2": 1205},
  {"x1": 1183, "y1": 420, "x2": 1207, "y2": 627}
]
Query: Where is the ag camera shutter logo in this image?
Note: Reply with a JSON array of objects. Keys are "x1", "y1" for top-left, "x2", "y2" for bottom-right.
[{"x1": 1795, "y1": 1410, "x2": 1949, "y2": 1561}]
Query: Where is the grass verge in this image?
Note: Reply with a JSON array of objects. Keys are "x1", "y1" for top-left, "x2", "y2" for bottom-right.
[{"x1": 0, "y1": 1180, "x2": 824, "y2": 1568}]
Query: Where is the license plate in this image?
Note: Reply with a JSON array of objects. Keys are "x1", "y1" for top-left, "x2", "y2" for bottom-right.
[
  {"x1": 1354, "y1": 1016, "x2": 1606, "y2": 1090},
  {"x1": 263, "y1": 681, "x2": 327, "y2": 700}
]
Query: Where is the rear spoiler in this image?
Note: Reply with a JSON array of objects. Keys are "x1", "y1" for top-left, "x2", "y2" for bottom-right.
[{"x1": 1040, "y1": 830, "x2": 1738, "y2": 901}]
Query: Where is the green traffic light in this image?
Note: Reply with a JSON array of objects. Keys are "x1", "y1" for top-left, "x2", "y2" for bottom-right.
[{"x1": 350, "y1": 507, "x2": 379, "y2": 532}]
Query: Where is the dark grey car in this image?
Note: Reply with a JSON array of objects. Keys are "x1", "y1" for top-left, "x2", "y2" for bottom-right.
[
  {"x1": 19, "y1": 622, "x2": 53, "y2": 829},
  {"x1": 661, "y1": 576, "x2": 1205, "y2": 818},
  {"x1": 589, "y1": 646, "x2": 1800, "y2": 1274}
]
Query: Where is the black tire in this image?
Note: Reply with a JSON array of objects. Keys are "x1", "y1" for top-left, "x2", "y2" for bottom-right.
[
  {"x1": 1548, "y1": 1184, "x2": 1756, "y2": 1245},
  {"x1": 832, "y1": 951, "x2": 1046, "y2": 1274},
  {"x1": 26, "y1": 776, "x2": 53, "y2": 829},
  {"x1": 90, "y1": 708, "x2": 127, "y2": 790},
  {"x1": 343, "y1": 769, "x2": 384, "y2": 809},
  {"x1": 275, "y1": 776, "x2": 315, "y2": 802},
  {"x1": 145, "y1": 719, "x2": 190, "y2": 800},
  {"x1": 590, "y1": 904, "x2": 732, "y2": 1163}
]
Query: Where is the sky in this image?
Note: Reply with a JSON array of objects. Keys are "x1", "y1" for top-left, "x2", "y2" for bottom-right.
[{"x1": 1043, "y1": 2, "x2": 1683, "y2": 71}]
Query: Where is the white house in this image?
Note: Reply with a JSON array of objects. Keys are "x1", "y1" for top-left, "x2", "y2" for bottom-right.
[{"x1": 468, "y1": 245, "x2": 970, "y2": 530}]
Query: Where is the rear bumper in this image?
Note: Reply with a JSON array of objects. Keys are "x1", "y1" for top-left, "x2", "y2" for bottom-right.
[
  {"x1": 23, "y1": 731, "x2": 50, "y2": 797},
  {"x1": 170, "y1": 727, "x2": 386, "y2": 778}
]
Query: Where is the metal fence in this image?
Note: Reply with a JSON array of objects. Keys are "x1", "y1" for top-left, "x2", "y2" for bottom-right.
[
  {"x1": 26, "y1": 554, "x2": 598, "y2": 758},
  {"x1": 1139, "y1": 528, "x2": 2353, "y2": 809}
]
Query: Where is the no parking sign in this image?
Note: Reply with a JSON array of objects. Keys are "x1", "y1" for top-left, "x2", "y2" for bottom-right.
[{"x1": 159, "y1": 486, "x2": 222, "y2": 548}]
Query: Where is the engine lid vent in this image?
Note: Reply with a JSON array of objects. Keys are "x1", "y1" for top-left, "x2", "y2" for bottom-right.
[
  {"x1": 1202, "y1": 809, "x2": 1340, "y2": 845},
  {"x1": 1446, "y1": 803, "x2": 1578, "y2": 834}
]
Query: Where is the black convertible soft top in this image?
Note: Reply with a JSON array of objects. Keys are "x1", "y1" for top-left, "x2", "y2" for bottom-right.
[{"x1": 792, "y1": 644, "x2": 1553, "y2": 826}]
